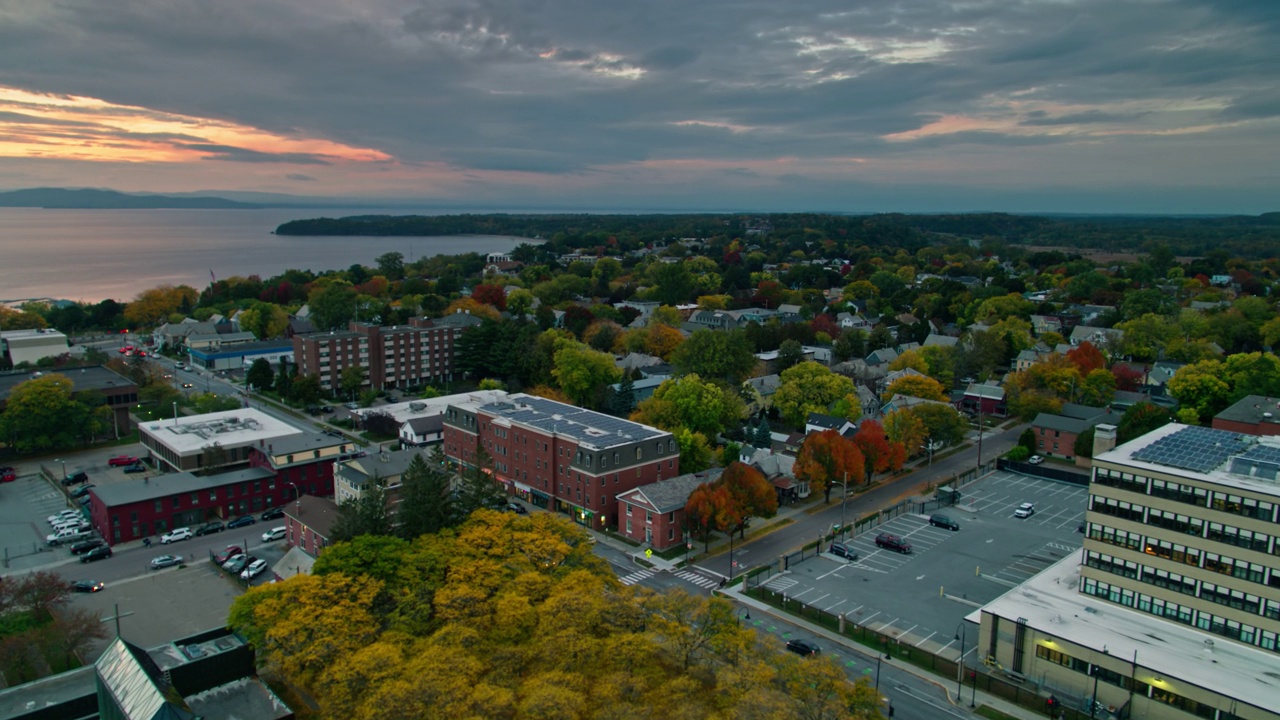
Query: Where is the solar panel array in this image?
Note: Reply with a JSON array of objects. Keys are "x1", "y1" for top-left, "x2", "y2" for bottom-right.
[
  {"x1": 481, "y1": 394, "x2": 665, "y2": 449},
  {"x1": 1131, "y1": 426, "x2": 1251, "y2": 473}
]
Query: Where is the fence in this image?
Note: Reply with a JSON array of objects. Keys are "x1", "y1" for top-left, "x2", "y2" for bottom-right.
[
  {"x1": 998, "y1": 458, "x2": 1091, "y2": 487},
  {"x1": 745, "y1": 585, "x2": 1107, "y2": 720}
]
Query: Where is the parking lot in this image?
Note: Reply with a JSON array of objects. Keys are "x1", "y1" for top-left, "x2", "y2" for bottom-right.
[{"x1": 757, "y1": 470, "x2": 1087, "y2": 661}]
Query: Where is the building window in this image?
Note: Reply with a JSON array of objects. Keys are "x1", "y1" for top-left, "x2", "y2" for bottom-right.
[
  {"x1": 646, "y1": 511, "x2": 652, "y2": 524},
  {"x1": 626, "y1": 505, "x2": 632, "y2": 516}
]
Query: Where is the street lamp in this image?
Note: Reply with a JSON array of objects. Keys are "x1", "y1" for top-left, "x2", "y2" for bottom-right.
[
  {"x1": 839, "y1": 472, "x2": 849, "y2": 539},
  {"x1": 1089, "y1": 663, "x2": 1101, "y2": 719},
  {"x1": 57, "y1": 458, "x2": 66, "y2": 480},
  {"x1": 737, "y1": 608, "x2": 751, "y2": 626},
  {"x1": 954, "y1": 622, "x2": 967, "y2": 702}
]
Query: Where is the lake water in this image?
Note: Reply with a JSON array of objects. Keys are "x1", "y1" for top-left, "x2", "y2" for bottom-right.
[{"x1": 0, "y1": 208, "x2": 534, "y2": 303}]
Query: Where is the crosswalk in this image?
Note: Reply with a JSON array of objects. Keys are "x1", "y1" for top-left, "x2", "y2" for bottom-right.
[
  {"x1": 619, "y1": 568, "x2": 656, "y2": 585},
  {"x1": 618, "y1": 568, "x2": 724, "y2": 589},
  {"x1": 674, "y1": 569, "x2": 721, "y2": 589}
]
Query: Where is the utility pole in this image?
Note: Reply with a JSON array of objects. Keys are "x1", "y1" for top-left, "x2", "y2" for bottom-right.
[
  {"x1": 976, "y1": 402, "x2": 984, "y2": 471},
  {"x1": 839, "y1": 472, "x2": 849, "y2": 538}
]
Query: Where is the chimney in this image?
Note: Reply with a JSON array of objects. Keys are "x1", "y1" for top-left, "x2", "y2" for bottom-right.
[{"x1": 1093, "y1": 424, "x2": 1118, "y2": 458}]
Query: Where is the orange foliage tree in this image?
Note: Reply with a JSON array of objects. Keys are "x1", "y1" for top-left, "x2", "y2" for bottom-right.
[
  {"x1": 794, "y1": 429, "x2": 865, "y2": 504},
  {"x1": 1066, "y1": 341, "x2": 1106, "y2": 376},
  {"x1": 850, "y1": 419, "x2": 905, "y2": 485},
  {"x1": 718, "y1": 462, "x2": 779, "y2": 537},
  {"x1": 471, "y1": 283, "x2": 508, "y2": 311},
  {"x1": 684, "y1": 483, "x2": 742, "y2": 551}
]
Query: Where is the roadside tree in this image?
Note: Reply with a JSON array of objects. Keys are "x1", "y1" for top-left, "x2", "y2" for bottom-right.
[
  {"x1": 794, "y1": 429, "x2": 865, "y2": 504},
  {"x1": 774, "y1": 362, "x2": 860, "y2": 428}
]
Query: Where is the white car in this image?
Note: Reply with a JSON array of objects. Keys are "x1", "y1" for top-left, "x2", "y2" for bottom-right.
[
  {"x1": 261, "y1": 526, "x2": 286, "y2": 542},
  {"x1": 1014, "y1": 502, "x2": 1036, "y2": 518},
  {"x1": 1028, "y1": 455, "x2": 1045, "y2": 465},
  {"x1": 48, "y1": 510, "x2": 81, "y2": 525},
  {"x1": 161, "y1": 527, "x2": 193, "y2": 544},
  {"x1": 240, "y1": 558, "x2": 268, "y2": 580}
]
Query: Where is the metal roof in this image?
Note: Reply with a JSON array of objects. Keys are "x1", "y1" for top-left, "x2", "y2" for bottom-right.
[{"x1": 477, "y1": 394, "x2": 666, "y2": 450}]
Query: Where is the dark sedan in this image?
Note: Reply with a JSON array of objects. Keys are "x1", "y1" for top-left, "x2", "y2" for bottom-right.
[
  {"x1": 123, "y1": 463, "x2": 147, "y2": 474},
  {"x1": 195, "y1": 521, "x2": 225, "y2": 536},
  {"x1": 80, "y1": 546, "x2": 112, "y2": 563},
  {"x1": 260, "y1": 507, "x2": 285, "y2": 521},
  {"x1": 71, "y1": 580, "x2": 105, "y2": 593},
  {"x1": 69, "y1": 539, "x2": 105, "y2": 555},
  {"x1": 226, "y1": 515, "x2": 256, "y2": 529}
]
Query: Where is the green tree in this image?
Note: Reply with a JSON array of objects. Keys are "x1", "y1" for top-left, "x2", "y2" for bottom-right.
[
  {"x1": 776, "y1": 339, "x2": 804, "y2": 373},
  {"x1": 774, "y1": 362, "x2": 860, "y2": 428},
  {"x1": 308, "y1": 281, "x2": 359, "y2": 331},
  {"x1": 550, "y1": 338, "x2": 621, "y2": 407},
  {"x1": 674, "y1": 428, "x2": 714, "y2": 473},
  {"x1": 376, "y1": 252, "x2": 405, "y2": 281},
  {"x1": 340, "y1": 365, "x2": 367, "y2": 401},
  {"x1": 0, "y1": 374, "x2": 100, "y2": 452},
  {"x1": 630, "y1": 374, "x2": 745, "y2": 437},
  {"x1": 453, "y1": 445, "x2": 506, "y2": 519},
  {"x1": 1167, "y1": 360, "x2": 1233, "y2": 420},
  {"x1": 245, "y1": 358, "x2": 274, "y2": 392},
  {"x1": 671, "y1": 329, "x2": 758, "y2": 384},
  {"x1": 834, "y1": 329, "x2": 868, "y2": 362},
  {"x1": 331, "y1": 476, "x2": 393, "y2": 542},
  {"x1": 906, "y1": 403, "x2": 969, "y2": 447},
  {"x1": 396, "y1": 452, "x2": 455, "y2": 539},
  {"x1": 608, "y1": 374, "x2": 636, "y2": 417},
  {"x1": 291, "y1": 374, "x2": 323, "y2": 405}
]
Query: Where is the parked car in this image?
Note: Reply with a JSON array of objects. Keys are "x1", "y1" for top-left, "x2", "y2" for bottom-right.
[
  {"x1": 71, "y1": 579, "x2": 106, "y2": 593},
  {"x1": 81, "y1": 546, "x2": 112, "y2": 563},
  {"x1": 48, "y1": 509, "x2": 81, "y2": 524},
  {"x1": 1014, "y1": 502, "x2": 1036, "y2": 519},
  {"x1": 214, "y1": 546, "x2": 244, "y2": 565},
  {"x1": 261, "y1": 526, "x2": 286, "y2": 542},
  {"x1": 929, "y1": 514, "x2": 960, "y2": 531},
  {"x1": 1028, "y1": 455, "x2": 1045, "y2": 465},
  {"x1": 829, "y1": 541, "x2": 859, "y2": 560},
  {"x1": 62, "y1": 470, "x2": 89, "y2": 486},
  {"x1": 875, "y1": 533, "x2": 913, "y2": 554},
  {"x1": 48, "y1": 528, "x2": 91, "y2": 546},
  {"x1": 223, "y1": 555, "x2": 251, "y2": 574},
  {"x1": 181, "y1": 382, "x2": 193, "y2": 389},
  {"x1": 123, "y1": 462, "x2": 147, "y2": 474},
  {"x1": 785, "y1": 639, "x2": 821, "y2": 656},
  {"x1": 107, "y1": 455, "x2": 139, "y2": 467},
  {"x1": 71, "y1": 484, "x2": 95, "y2": 499},
  {"x1": 260, "y1": 507, "x2": 285, "y2": 521},
  {"x1": 0, "y1": 466, "x2": 15, "y2": 482},
  {"x1": 318, "y1": 405, "x2": 334, "y2": 413},
  {"x1": 174, "y1": 362, "x2": 186, "y2": 370},
  {"x1": 226, "y1": 515, "x2": 256, "y2": 529},
  {"x1": 345, "y1": 401, "x2": 360, "y2": 410},
  {"x1": 161, "y1": 527, "x2": 193, "y2": 544},
  {"x1": 240, "y1": 559, "x2": 268, "y2": 580},
  {"x1": 195, "y1": 521, "x2": 225, "y2": 536},
  {"x1": 52, "y1": 518, "x2": 87, "y2": 533},
  {"x1": 505, "y1": 501, "x2": 528, "y2": 515},
  {"x1": 69, "y1": 539, "x2": 105, "y2": 555},
  {"x1": 150, "y1": 554, "x2": 184, "y2": 570}
]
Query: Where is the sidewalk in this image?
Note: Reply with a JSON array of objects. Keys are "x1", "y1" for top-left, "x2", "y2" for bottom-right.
[{"x1": 717, "y1": 582, "x2": 1041, "y2": 720}]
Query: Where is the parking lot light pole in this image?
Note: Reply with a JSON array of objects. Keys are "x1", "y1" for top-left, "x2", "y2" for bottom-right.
[
  {"x1": 57, "y1": 458, "x2": 66, "y2": 480},
  {"x1": 954, "y1": 622, "x2": 967, "y2": 701},
  {"x1": 839, "y1": 472, "x2": 849, "y2": 538}
]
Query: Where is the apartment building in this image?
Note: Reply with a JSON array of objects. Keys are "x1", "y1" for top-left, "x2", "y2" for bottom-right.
[
  {"x1": 976, "y1": 422, "x2": 1280, "y2": 720},
  {"x1": 292, "y1": 312, "x2": 481, "y2": 393},
  {"x1": 441, "y1": 392, "x2": 677, "y2": 531}
]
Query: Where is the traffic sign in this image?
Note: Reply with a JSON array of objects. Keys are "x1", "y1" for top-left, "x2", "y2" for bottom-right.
[{"x1": 645, "y1": 549, "x2": 653, "y2": 558}]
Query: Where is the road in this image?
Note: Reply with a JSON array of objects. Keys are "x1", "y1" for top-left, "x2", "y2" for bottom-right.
[
  {"x1": 54, "y1": 526, "x2": 284, "y2": 589},
  {"x1": 696, "y1": 423, "x2": 1024, "y2": 580}
]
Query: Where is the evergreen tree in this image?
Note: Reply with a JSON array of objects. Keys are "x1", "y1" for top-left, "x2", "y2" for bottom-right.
[
  {"x1": 453, "y1": 444, "x2": 507, "y2": 519},
  {"x1": 245, "y1": 358, "x2": 274, "y2": 392},
  {"x1": 330, "y1": 475, "x2": 393, "y2": 542},
  {"x1": 396, "y1": 452, "x2": 455, "y2": 539},
  {"x1": 753, "y1": 417, "x2": 772, "y2": 448},
  {"x1": 610, "y1": 374, "x2": 636, "y2": 417}
]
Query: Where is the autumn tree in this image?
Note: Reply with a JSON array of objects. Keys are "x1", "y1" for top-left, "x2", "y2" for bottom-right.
[
  {"x1": 0, "y1": 373, "x2": 104, "y2": 452},
  {"x1": 124, "y1": 284, "x2": 199, "y2": 327},
  {"x1": 881, "y1": 374, "x2": 948, "y2": 402},
  {"x1": 906, "y1": 403, "x2": 969, "y2": 447},
  {"x1": 1117, "y1": 402, "x2": 1175, "y2": 444},
  {"x1": 670, "y1": 328, "x2": 759, "y2": 384},
  {"x1": 684, "y1": 482, "x2": 742, "y2": 550},
  {"x1": 470, "y1": 283, "x2": 508, "y2": 311},
  {"x1": 1066, "y1": 341, "x2": 1107, "y2": 376},
  {"x1": 674, "y1": 427, "x2": 714, "y2": 473},
  {"x1": 850, "y1": 419, "x2": 905, "y2": 484},
  {"x1": 774, "y1": 361, "x2": 861, "y2": 428},
  {"x1": 630, "y1": 373, "x2": 746, "y2": 437},
  {"x1": 308, "y1": 280, "x2": 359, "y2": 331},
  {"x1": 719, "y1": 461, "x2": 779, "y2": 532},
  {"x1": 794, "y1": 429, "x2": 866, "y2": 504}
]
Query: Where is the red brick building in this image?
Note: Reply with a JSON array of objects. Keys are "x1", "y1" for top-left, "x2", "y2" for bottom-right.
[
  {"x1": 959, "y1": 381, "x2": 1007, "y2": 418},
  {"x1": 292, "y1": 312, "x2": 481, "y2": 394},
  {"x1": 283, "y1": 495, "x2": 340, "y2": 556},
  {"x1": 1213, "y1": 395, "x2": 1280, "y2": 437},
  {"x1": 616, "y1": 469, "x2": 720, "y2": 550},
  {"x1": 1031, "y1": 403, "x2": 1117, "y2": 460},
  {"x1": 442, "y1": 392, "x2": 678, "y2": 531}
]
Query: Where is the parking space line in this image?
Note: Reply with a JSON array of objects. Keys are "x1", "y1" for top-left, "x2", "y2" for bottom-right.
[
  {"x1": 861, "y1": 611, "x2": 881, "y2": 624},
  {"x1": 809, "y1": 593, "x2": 830, "y2": 605},
  {"x1": 792, "y1": 587, "x2": 815, "y2": 599},
  {"x1": 825, "y1": 598, "x2": 847, "y2": 613},
  {"x1": 914, "y1": 631, "x2": 936, "y2": 647}
]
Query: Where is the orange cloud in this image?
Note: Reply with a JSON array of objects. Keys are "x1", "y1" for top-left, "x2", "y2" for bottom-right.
[{"x1": 0, "y1": 86, "x2": 392, "y2": 165}]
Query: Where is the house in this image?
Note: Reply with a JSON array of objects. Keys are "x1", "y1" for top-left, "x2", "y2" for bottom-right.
[
  {"x1": 401, "y1": 414, "x2": 445, "y2": 447},
  {"x1": 615, "y1": 469, "x2": 720, "y2": 550},
  {"x1": 1031, "y1": 404, "x2": 1118, "y2": 460},
  {"x1": 960, "y1": 382, "x2": 1007, "y2": 417},
  {"x1": 284, "y1": 495, "x2": 340, "y2": 556},
  {"x1": 185, "y1": 330, "x2": 257, "y2": 353},
  {"x1": 776, "y1": 304, "x2": 803, "y2": 321},
  {"x1": 1069, "y1": 325, "x2": 1124, "y2": 348},
  {"x1": 922, "y1": 333, "x2": 958, "y2": 348},
  {"x1": 1212, "y1": 395, "x2": 1280, "y2": 437},
  {"x1": 836, "y1": 312, "x2": 873, "y2": 331},
  {"x1": 1029, "y1": 315, "x2": 1062, "y2": 335},
  {"x1": 880, "y1": 393, "x2": 951, "y2": 416},
  {"x1": 616, "y1": 352, "x2": 664, "y2": 372},
  {"x1": 609, "y1": 374, "x2": 670, "y2": 405},
  {"x1": 865, "y1": 347, "x2": 899, "y2": 367},
  {"x1": 805, "y1": 412, "x2": 857, "y2": 436},
  {"x1": 739, "y1": 445, "x2": 806, "y2": 503},
  {"x1": 743, "y1": 373, "x2": 782, "y2": 411},
  {"x1": 333, "y1": 447, "x2": 422, "y2": 504},
  {"x1": 1146, "y1": 361, "x2": 1184, "y2": 393}
]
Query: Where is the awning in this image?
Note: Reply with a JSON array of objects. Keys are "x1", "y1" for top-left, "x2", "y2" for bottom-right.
[{"x1": 514, "y1": 481, "x2": 531, "y2": 493}]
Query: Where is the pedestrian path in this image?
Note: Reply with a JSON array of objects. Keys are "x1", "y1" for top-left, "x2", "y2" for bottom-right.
[
  {"x1": 673, "y1": 569, "x2": 720, "y2": 589},
  {"x1": 618, "y1": 568, "x2": 657, "y2": 586}
]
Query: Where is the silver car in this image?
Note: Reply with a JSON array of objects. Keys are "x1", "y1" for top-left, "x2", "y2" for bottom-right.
[{"x1": 150, "y1": 554, "x2": 184, "y2": 569}]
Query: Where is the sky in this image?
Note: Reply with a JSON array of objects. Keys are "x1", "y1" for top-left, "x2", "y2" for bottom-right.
[{"x1": 0, "y1": 0, "x2": 1277, "y2": 214}]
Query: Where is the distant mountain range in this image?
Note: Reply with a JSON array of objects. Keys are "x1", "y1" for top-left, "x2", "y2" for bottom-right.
[{"x1": 0, "y1": 188, "x2": 264, "y2": 209}]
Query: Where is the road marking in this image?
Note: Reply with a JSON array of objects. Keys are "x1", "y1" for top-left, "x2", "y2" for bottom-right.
[
  {"x1": 618, "y1": 569, "x2": 655, "y2": 585},
  {"x1": 793, "y1": 587, "x2": 815, "y2": 599},
  {"x1": 916, "y1": 574, "x2": 926, "y2": 580},
  {"x1": 825, "y1": 598, "x2": 847, "y2": 613},
  {"x1": 809, "y1": 593, "x2": 830, "y2": 605},
  {"x1": 914, "y1": 631, "x2": 936, "y2": 647},
  {"x1": 817, "y1": 563, "x2": 848, "y2": 580},
  {"x1": 860, "y1": 610, "x2": 881, "y2": 623}
]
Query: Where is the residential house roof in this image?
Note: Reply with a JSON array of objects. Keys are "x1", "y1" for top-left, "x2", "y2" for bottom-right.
[
  {"x1": 964, "y1": 382, "x2": 1005, "y2": 400},
  {"x1": 284, "y1": 495, "x2": 340, "y2": 543},
  {"x1": 923, "y1": 333, "x2": 958, "y2": 347},
  {"x1": 744, "y1": 373, "x2": 782, "y2": 397},
  {"x1": 1213, "y1": 395, "x2": 1280, "y2": 428},
  {"x1": 617, "y1": 469, "x2": 722, "y2": 514},
  {"x1": 1033, "y1": 406, "x2": 1117, "y2": 434}
]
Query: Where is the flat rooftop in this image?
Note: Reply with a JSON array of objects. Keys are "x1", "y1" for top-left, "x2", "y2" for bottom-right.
[
  {"x1": 975, "y1": 550, "x2": 1277, "y2": 713},
  {"x1": 140, "y1": 408, "x2": 303, "y2": 455},
  {"x1": 1096, "y1": 422, "x2": 1280, "y2": 499},
  {"x1": 93, "y1": 467, "x2": 275, "y2": 507},
  {"x1": 0, "y1": 365, "x2": 134, "y2": 399},
  {"x1": 354, "y1": 389, "x2": 507, "y2": 425},
  {"x1": 471, "y1": 393, "x2": 667, "y2": 450}
]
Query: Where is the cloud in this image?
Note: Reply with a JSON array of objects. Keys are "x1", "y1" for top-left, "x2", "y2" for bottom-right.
[
  {"x1": 286, "y1": 173, "x2": 317, "y2": 182},
  {"x1": 0, "y1": 0, "x2": 1273, "y2": 211}
]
